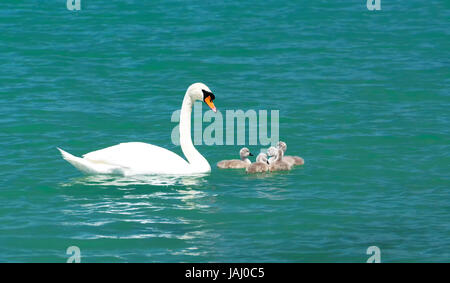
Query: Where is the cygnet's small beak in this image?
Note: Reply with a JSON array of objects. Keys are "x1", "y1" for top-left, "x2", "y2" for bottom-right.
[
  {"x1": 249, "y1": 153, "x2": 254, "y2": 156},
  {"x1": 204, "y1": 96, "x2": 216, "y2": 113}
]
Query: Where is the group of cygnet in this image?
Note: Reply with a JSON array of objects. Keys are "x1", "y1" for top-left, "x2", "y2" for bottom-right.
[{"x1": 217, "y1": 141, "x2": 304, "y2": 174}]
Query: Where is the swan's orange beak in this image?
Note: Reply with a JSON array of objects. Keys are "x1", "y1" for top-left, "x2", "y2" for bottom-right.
[{"x1": 204, "y1": 96, "x2": 217, "y2": 113}]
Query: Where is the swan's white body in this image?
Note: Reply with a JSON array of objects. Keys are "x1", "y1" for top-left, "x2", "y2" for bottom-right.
[
  {"x1": 58, "y1": 83, "x2": 215, "y2": 176},
  {"x1": 58, "y1": 142, "x2": 196, "y2": 175}
]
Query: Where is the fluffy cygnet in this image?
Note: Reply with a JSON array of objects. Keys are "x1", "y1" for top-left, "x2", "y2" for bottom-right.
[
  {"x1": 267, "y1": 146, "x2": 292, "y2": 172},
  {"x1": 217, "y1": 147, "x2": 253, "y2": 169},
  {"x1": 246, "y1": 153, "x2": 270, "y2": 173},
  {"x1": 277, "y1": 141, "x2": 304, "y2": 166}
]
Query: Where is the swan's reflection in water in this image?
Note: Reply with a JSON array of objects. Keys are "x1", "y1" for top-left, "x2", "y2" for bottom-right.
[
  {"x1": 62, "y1": 173, "x2": 209, "y2": 187},
  {"x1": 59, "y1": 174, "x2": 218, "y2": 261}
]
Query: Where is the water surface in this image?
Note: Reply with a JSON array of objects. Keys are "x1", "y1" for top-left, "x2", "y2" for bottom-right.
[{"x1": 0, "y1": 1, "x2": 449, "y2": 262}]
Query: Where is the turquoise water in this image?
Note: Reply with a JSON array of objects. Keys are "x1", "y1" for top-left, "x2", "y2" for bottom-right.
[{"x1": 1, "y1": 1, "x2": 449, "y2": 262}]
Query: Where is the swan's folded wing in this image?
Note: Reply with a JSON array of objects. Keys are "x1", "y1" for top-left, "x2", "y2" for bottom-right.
[{"x1": 82, "y1": 142, "x2": 190, "y2": 174}]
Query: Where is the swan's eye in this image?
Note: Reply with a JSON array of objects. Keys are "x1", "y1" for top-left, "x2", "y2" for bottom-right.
[{"x1": 202, "y1": 89, "x2": 215, "y2": 102}]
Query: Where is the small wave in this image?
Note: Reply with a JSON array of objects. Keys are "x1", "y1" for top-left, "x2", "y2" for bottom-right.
[{"x1": 61, "y1": 174, "x2": 208, "y2": 187}]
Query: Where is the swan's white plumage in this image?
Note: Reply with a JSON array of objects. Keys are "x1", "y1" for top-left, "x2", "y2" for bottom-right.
[
  {"x1": 57, "y1": 147, "x2": 121, "y2": 175},
  {"x1": 82, "y1": 142, "x2": 192, "y2": 175},
  {"x1": 59, "y1": 140, "x2": 202, "y2": 176},
  {"x1": 58, "y1": 83, "x2": 214, "y2": 176}
]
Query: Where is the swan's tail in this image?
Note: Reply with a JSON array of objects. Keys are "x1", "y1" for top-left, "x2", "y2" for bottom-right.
[{"x1": 57, "y1": 147, "x2": 99, "y2": 174}]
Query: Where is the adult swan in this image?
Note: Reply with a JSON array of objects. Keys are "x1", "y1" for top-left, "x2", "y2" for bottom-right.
[{"x1": 57, "y1": 83, "x2": 217, "y2": 175}]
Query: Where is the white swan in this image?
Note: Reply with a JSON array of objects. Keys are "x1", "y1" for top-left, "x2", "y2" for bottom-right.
[{"x1": 57, "y1": 83, "x2": 217, "y2": 175}]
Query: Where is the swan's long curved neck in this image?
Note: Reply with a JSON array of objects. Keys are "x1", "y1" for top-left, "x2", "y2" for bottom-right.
[{"x1": 179, "y1": 93, "x2": 211, "y2": 172}]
